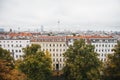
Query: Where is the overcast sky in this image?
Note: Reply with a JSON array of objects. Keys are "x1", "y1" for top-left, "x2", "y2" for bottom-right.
[{"x1": 0, "y1": 0, "x2": 120, "y2": 31}]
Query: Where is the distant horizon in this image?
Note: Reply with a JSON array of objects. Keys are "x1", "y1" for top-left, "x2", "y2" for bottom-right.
[
  {"x1": 0, "y1": 0, "x2": 120, "y2": 32},
  {"x1": 0, "y1": 24, "x2": 120, "y2": 32}
]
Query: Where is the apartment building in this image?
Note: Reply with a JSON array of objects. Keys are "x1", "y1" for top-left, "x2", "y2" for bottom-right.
[
  {"x1": 31, "y1": 36, "x2": 67, "y2": 70},
  {"x1": 67, "y1": 36, "x2": 117, "y2": 62},
  {"x1": 89, "y1": 36, "x2": 117, "y2": 62},
  {"x1": 0, "y1": 39, "x2": 30, "y2": 60}
]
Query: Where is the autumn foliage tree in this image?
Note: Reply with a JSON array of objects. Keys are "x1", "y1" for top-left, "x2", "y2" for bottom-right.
[
  {"x1": 0, "y1": 47, "x2": 26, "y2": 80},
  {"x1": 63, "y1": 39, "x2": 102, "y2": 80}
]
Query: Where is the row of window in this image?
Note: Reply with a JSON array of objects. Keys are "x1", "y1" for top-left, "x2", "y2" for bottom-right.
[
  {"x1": 0, "y1": 40, "x2": 29, "y2": 43},
  {"x1": 8, "y1": 49, "x2": 22, "y2": 53},
  {"x1": 43, "y1": 48, "x2": 66, "y2": 52},
  {"x1": 93, "y1": 44, "x2": 116, "y2": 47},
  {"x1": 98, "y1": 53, "x2": 107, "y2": 57},
  {"x1": 52, "y1": 53, "x2": 63, "y2": 57},
  {"x1": 15, "y1": 55, "x2": 23, "y2": 59},
  {"x1": 100, "y1": 58, "x2": 107, "y2": 62},
  {"x1": 52, "y1": 58, "x2": 65, "y2": 62},
  {"x1": 0, "y1": 44, "x2": 23, "y2": 47},
  {"x1": 95, "y1": 49, "x2": 113, "y2": 52},
  {"x1": 42, "y1": 43, "x2": 66, "y2": 47},
  {"x1": 53, "y1": 63, "x2": 65, "y2": 69}
]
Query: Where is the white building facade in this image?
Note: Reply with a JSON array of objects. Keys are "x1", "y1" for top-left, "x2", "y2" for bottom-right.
[
  {"x1": 90, "y1": 37, "x2": 117, "y2": 62},
  {"x1": 0, "y1": 39, "x2": 30, "y2": 60}
]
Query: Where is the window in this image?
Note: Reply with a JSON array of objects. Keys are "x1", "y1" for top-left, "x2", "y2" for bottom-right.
[
  {"x1": 50, "y1": 44, "x2": 51, "y2": 47},
  {"x1": 96, "y1": 45, "x2": 98, "y2": 47},
  {"x1": 60, "y1": 49, "x2": 62, "y2": 52},
  {"x1": 56, "y1": 58, "x2": 58, "y2": 62},
  {"x1": 60, "y1": 44, "x2": 62, "y2": 47},
  {"x1": 96, "y1": 49, "x2": 97, "y2": 52},
  {"x1": 53, "y1": 58, "x2": 55, "y2": 62},
  {"x1": 16, "y1": 55, "x2": 18, "y2": 58},
  {"x1": 105, "y1": 45, "x2": 107, "y2": 47},
  {"x1": 7, "y1": 41, "x2": 9, "y2": 43},
  {"x1": 16, "y1": 45, "x2": 18, "y2": 47},
  {"x1": 56, "y1": 53, "x2": 58, "y2": 57},
  {"x1": 99, "y1": 50, "x2": 101, "y2": 52},
  {"x1": 99, "y1": 44, "x2": 101, "y2": 47},
  {"x1": 8, "y1": 44, "x2": 9, "y2": 47},
  {"x1": 20, "y1": 45, "x2": 22, "y2": 47},
  {"x1": 63, "y1": 44, "x2": 65, "y2": 46},
  {"x1": 50, "y1": 49, "x2": 51, "y2": 51},
  {"x1": 60, "y1": 58, "x2": 62, "y2": 62},
  {"x1": 11, "y1": 44, "x2": 13, "y2": 47},
  {"x1": 12, "y1": 50, "x2": 14, "y2": 52},
  {"x1": 60, "y1": 53, "x2": 61, "y2": 56},
  {"x1": 16, "y1": 50, "x2": 18, "y2": 53},
  {"x1": 56, "y1": 49, "x2": 58, "y2": 52},
  {"x1": 53, "y1": 44, "x2": 55, "y2": 47},
  {"x1": 102, "y1": 44, "x2": 104, "y2": 47},
  {"x1": 102, "y1": 49, "x2": 104, "y2": 52},
  {"x1": 101, "y1": 54, "x2": 103, "y2": 57},
  {"x1": 19, "y1": 50, "x2": 21, "y2": 53}
]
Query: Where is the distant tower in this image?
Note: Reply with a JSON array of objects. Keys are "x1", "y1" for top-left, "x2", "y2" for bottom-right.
[
  {"x1": 9, "y1": 29, "x2": 12, "y2": 32},
  {"x1": 57, "y1": 20, "x2": 60, "y2": 32}
]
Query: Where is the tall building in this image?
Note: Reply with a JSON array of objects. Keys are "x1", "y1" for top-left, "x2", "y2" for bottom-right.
[{"x1": 0, "y1": 39, "x2": 30, "y2": 60}]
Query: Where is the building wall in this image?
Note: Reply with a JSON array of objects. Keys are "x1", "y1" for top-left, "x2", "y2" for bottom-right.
[
  {"x1": 31, "y1": 41, "x2": 67, "y2": 70},
  {"x1": 91, "y1": 38, "x2": 117, "y2": 62},
  {"x1": 67, "y1": 37, "x2": 117, "y2": 62},
  {"x1": 0, "y1": 39, "x2": 30, "y2": 60}
]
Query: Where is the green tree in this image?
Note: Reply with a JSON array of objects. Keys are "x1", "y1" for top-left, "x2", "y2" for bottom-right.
[
  {"x1": 0, "y1": 47, "x2": 13, "y2": 61},
  {"x1": 63, "y1": 39, "x2": 102, "y2": 80},
  {"x1": 103, "y1": 41, "x2": 120, "y2": 80},
  {"x1": 19, "y1": 44, "x2": 52, "y2": 80}
]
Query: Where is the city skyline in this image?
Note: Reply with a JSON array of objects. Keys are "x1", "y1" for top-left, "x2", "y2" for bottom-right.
[{"x1": 0, "y1": 0, "x2": 120, "y2": 31}]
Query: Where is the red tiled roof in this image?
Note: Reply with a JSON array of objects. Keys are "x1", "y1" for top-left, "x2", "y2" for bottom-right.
[
  {"x1": 66, "y1": 36, "x2": 113, "y2": 39},
  {"x1": 8, "y1": 32, "x2": 32, "y2": 37}
]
